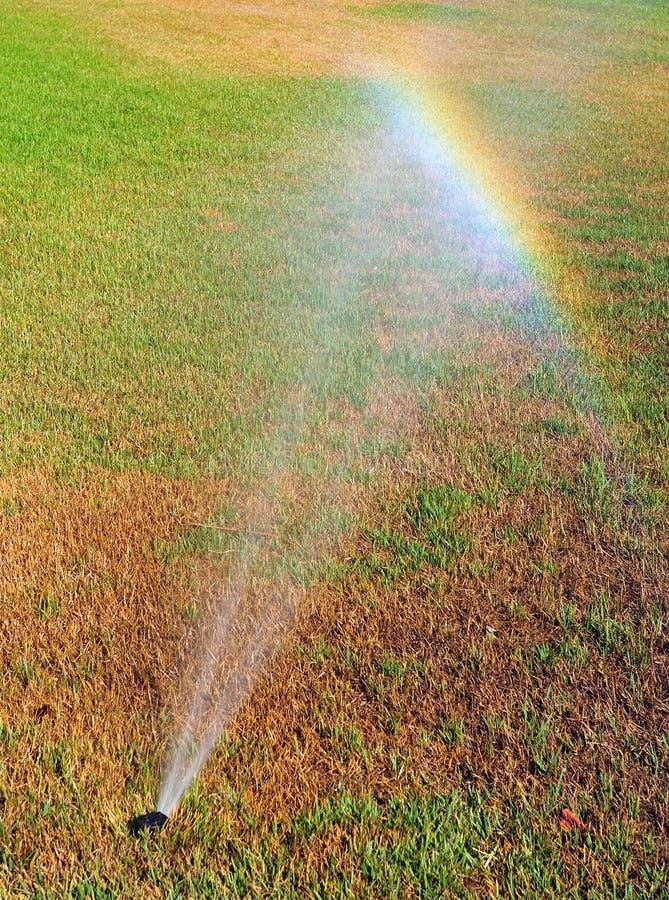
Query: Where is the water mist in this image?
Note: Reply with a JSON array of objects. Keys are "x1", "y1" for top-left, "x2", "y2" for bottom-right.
[{"x1": 139, "y1": 79, "x2": 603, "y2": 830}]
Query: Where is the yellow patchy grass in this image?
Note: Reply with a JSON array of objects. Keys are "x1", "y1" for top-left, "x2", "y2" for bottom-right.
[{"x1": 23, "y1": 0, "x2": 659, "y2": 120}]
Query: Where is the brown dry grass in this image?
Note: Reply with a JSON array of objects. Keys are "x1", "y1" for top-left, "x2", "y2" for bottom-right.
[
  {"x1": 0, "y1": 471, "x2": 207, "y2": 731},
  {"x1": 215, "y1": 369, "x2": 668, "y2": 887},
  {"x1": 1, "y1": 309, "x2": 666, "y2": 888},
  {"x1": 2, "y1": 0, "x2": 667, "y2": 892}
]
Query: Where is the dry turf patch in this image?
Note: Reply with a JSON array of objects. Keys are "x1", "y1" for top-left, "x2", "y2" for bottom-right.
[
  {"x1": 0, "y1": 318, "x2": 666, "y2": 891},
  {"x1": 0, "y1": 471, "x2": 217, "y2": 733},
  {"x1": 219, "y1": 382, "x2": 668, "y2": 886}
]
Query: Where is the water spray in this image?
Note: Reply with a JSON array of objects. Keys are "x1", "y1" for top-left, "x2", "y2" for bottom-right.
[{"x1": 135, "y1": 76, "x2": 601, "y2": 830}]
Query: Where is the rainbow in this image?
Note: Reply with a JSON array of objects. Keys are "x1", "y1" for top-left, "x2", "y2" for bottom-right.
[
  {"x1": 382, "y1": 77, "x2": 563, "y2": 292},
  {"x1": 372, "y1": 75, "x2": 598, "y2": 415}
]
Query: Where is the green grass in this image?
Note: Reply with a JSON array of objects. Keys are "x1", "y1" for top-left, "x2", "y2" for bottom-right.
[
  {"x1": 1, "y1": 4, "x2": 488, "y2": 484},
  {"x1": 19, "y1": 787, "x2": 669, "y2": 897},
  {"x1": 354, "y1": 484, "x2": 475, "y2": 586},
  {"x1": 5, "y1": 0, "x2": 665, "y2": 485},
  {"x1": 1, "y1": 0, "x2": 668, "y2": 896},
  {"x1": 0, "y1": 8, "x2": 389, "y2": 479}
]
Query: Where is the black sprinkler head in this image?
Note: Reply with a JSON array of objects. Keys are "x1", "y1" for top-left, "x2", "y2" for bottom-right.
[{"x1": 129, "y1": 811, "x2": 168, "y2": 836}]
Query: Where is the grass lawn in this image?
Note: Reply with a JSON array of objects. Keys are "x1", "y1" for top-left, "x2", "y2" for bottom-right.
[{"x1": 0, "y1": 0, "x2": 666, "y2": 895}]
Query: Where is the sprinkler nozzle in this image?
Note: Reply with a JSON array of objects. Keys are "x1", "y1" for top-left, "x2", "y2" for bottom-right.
[{"x1": 129, "y1": 811, "x2": 168, "y2": 836}]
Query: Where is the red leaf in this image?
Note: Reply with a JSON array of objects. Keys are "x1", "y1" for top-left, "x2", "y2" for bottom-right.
[{"x1": 560, "y1": 808, "x2": 586, "y2": 831}]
